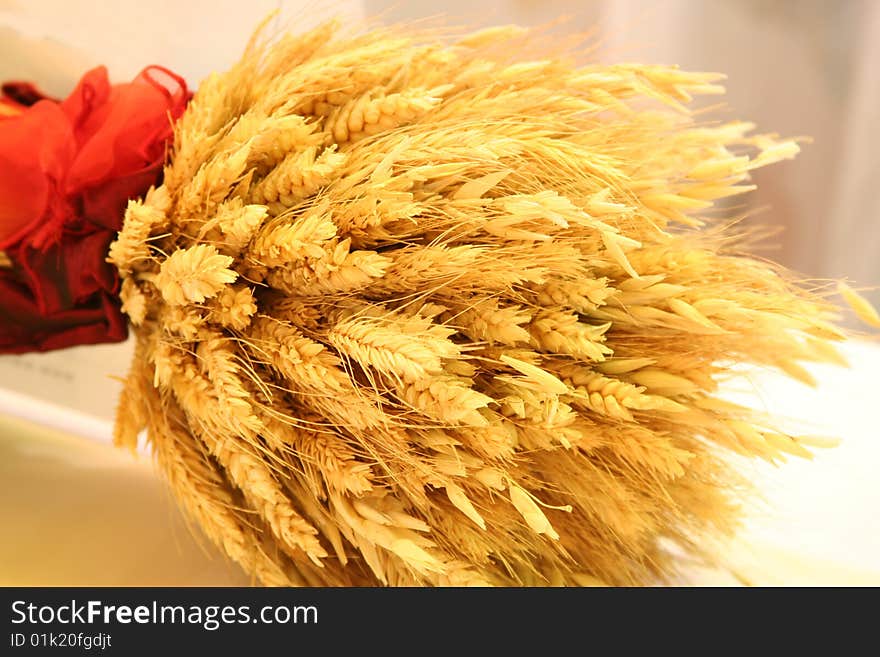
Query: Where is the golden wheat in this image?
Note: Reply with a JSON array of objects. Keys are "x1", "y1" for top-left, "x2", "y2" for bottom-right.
[{"x1": 107, "y1": 20, "x2": 876, "y2": 587}]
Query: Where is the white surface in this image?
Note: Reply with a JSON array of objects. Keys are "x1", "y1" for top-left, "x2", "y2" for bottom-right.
[
  {"x1": 725, "y1": 339, "x2": 880, "y2": 576},
  {"x1": 0, "y1": 339, "x2": 133, "y2": 443},
  {"x1": 0, "y1": 386, "x2": 115, "y2": 444}
]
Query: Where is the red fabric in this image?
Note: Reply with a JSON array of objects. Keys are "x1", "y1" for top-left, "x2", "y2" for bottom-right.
[{"x1": 0, "y1": 66, "x2": 188, "y2": 354}]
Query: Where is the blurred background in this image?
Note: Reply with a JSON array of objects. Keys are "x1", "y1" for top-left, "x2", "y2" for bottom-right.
[{"x1": 0, "y1": 0, "x2": 877, "y2": 585}]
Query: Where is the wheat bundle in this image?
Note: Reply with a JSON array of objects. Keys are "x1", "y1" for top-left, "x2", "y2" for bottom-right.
[{"x1": 110, "y1": 20, "x2": 852, "y2": 586}]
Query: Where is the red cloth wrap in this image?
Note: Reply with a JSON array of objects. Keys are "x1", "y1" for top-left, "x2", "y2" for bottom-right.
[{"x1": 0, "y1": 66, "x2": 188, "y2": 354}]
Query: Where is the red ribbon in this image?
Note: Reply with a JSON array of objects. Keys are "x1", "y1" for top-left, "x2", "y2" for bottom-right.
[{"x1": 0, "y1": 66, "x2": 189, "y2": 354}]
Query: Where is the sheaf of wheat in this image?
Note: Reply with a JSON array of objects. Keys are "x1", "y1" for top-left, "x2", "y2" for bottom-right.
[{"x1": 109, "y1": 19, "x2": 855, "y2": 586}]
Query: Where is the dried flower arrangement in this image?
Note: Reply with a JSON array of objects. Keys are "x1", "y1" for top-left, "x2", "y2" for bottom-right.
[{"x1": 107, "y1": 20, "x2": 867, "y2": 586}]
